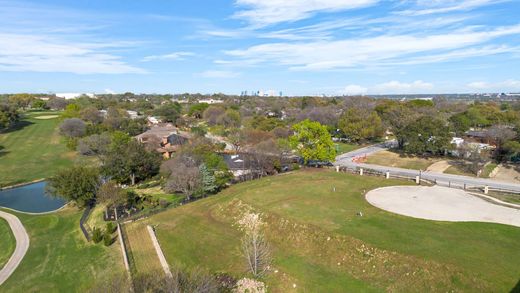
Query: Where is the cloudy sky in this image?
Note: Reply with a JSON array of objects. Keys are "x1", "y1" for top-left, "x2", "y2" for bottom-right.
[{"x1": 0, "y1": 0, "x2": 519, "y2": 95}]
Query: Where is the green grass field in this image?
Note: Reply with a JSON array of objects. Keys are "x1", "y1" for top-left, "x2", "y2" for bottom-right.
[
  {"x1": 335, "y1": 142, "x2": 362, "y2": 154},
  {"x1": 0, "y1": 111, "x2": 76, "y2": 187},
  {"x1": 366, "y1": 150, "x2": 440, "y2": 170},
  {"x1": 0, "y1": 218, "x2": 15, "y2": 269},
  {"x1": 0, "y1": 208, "x2": 124, "y2": 292},
  {"x1": 128, "y1": 170, "x2": 520, "y2": 292}
]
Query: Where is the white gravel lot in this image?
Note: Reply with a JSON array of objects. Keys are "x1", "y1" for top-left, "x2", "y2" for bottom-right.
[{"x1": 366, "y1": 186, "x2": 520, "y2": 228}]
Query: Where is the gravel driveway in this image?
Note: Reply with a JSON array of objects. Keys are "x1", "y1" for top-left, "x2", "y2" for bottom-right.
[{"x1": 366, "y1": 186, "x2": 520, "y2": 228}]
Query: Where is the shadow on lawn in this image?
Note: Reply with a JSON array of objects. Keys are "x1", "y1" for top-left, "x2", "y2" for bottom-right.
[
  {"x1": 0, "y1": 120, "x2": 34, "y2": 134},
  {"x1": 0, "y1": 146, "x2": 8, "y2": 157},
  {"x1": 511, "y1": 279, "x2": 520, "y2": 293}
]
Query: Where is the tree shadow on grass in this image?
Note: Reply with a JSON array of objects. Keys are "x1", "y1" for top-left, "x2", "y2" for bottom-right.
[
  {"x1": 0, "y1": 120, "x2": 34, "y2": 134},
  {"x1": 511, "y1": 279, "x2": 520, "y2": 293}
]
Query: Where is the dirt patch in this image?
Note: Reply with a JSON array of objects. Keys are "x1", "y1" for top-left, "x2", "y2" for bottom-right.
[
  {"x1": 426, "y1": 160, "x2": 451, "y2": 173},
  {"x1": 33, "y1": 115, "x2": 59, "y2": 120},
  {"x1": 366, "y1": 186, "x2": 520, "y2": 227},
  {"x1": 492, "y1": 165, "x2": 520, "y2": 183}
]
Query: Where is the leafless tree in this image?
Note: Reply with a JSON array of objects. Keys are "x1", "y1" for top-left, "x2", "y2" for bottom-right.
[
  {"x1": 77, "y1": 133, "x2": 111, "y2": 158},
  {"x1": 237, "y1": 212, "x2": 271, "y2": 278},
  {"x1": 163, "y1": 155, "x2": 202, "y2": 200},
  {"x1": 203, "y1": 106, "x2": 225, "y2": 126},
  {"x1": 80, "y1": 106, "x2": 104, "y2": 124},
  {"x1": 59, "y1": 118, "x2": 86, "y2": 138}
]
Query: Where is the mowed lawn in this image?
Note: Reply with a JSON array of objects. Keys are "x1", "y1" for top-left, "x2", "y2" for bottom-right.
[
  {"x1": 0, "y1": 111, "x2": 76, "y2": 187},
  {"x1": 0, "y1": 208, "x2": 125, "y2": 292},
  {"x1": 0, "y1": 218, "x2": 15, "y2": 269},
  {"x1": 366, "y1": 150, "x2": 441, "y2": 170},
  {"x1": 130, "y1": 170, "x2": 520, "y2": 292}
]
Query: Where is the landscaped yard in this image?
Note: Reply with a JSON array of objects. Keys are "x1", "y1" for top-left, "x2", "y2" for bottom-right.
[
  {"x1": 0, "y1": 218, "x2": 15, "y2": 269},
  {"x1": 335, "y1": 142, "x2": 362, "y2": 155},
  {"x1": 0, "y1": 207, "x2": 125, "y2": 292},
  {"x1": 0, "y1": 111, "x2": 77, "y2": 187},
  {"x1": 123, "y1": 223, "x2": 163, "y2": 275},
  {"x1": 365, "y1": 150, "x2": 441, "y2": 170},
  {"x1": 127, "y1": 169, "x2": 520, "y2": 292}
]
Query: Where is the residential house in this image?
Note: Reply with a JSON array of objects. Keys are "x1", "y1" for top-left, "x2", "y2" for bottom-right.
[{"x1": 135, "y1": 124, "x2": 189, "y2": 158}]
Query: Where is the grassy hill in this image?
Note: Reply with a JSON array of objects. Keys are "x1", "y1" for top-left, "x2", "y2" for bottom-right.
[
  {"x1": 0, "y1": 218, "x2": 15, "y2": 269},
  {"x1": 0, "y1": 208, "x2": 125, "y2": 292},
  {"x1": 0, "y1": 111, "x2": 76, "y2": 187},
  {"x1": 128, "y1": 169, "x2": 520, "y2": 292}
]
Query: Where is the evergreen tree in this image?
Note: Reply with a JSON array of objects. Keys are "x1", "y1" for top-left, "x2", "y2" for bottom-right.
[{"x1": 199, "y1": 163, "x2": 217, "y2": 195}]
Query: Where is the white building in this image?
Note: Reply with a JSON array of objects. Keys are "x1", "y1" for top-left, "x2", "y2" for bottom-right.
[
  {"x1": 199, "y1": 98, "x2": 223, "y2": 104},
  {"x1": 451, "y1": 137, "x2": 464, "y2": 148},
  {"x1": 56, "y1": 93, "x2": 95, "y2": 100},
  {"x1": 126, "y1": 110, "x2": 139, "y2": 119},
  {"x1": 147, "y1": 116, "x2": 160, "y2": 125}
]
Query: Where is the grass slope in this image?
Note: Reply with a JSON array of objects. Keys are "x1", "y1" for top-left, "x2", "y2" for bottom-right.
[
  {"x1": 0, "y1": 208, "x2": 124, "y2": 292},
  {"x1": 0, "y1": 111, "x2": 76, "y2": 187},
  {"x1": 0, "y1": 218, "x2": 15, "y2": 269},
  {"x1": 366, "y1": 150, "x2": 440, "y2": 170},
  {"x1": 130, "y1": 170, "x2": 520, "y2": 292}
]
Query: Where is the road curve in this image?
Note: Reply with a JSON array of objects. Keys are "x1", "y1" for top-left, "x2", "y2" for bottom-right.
[
  {"x1": 335, "y1": 143, "x2": 520, "y2": 193},
  {"x1": 0, "y1": 210, "x2": 29, "y2": 286}
]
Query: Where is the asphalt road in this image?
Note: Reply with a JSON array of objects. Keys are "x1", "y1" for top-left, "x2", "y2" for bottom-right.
[
  {"x1": 335, "y1": 143, "x2": 520, "y2": 193},
  {"x1": 0, "y1": 210, "x2": 29, "y2": 286}
]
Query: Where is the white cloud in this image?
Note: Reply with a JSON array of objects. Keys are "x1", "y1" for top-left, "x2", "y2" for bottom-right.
[
  {"x1": 342, "y1": 84, "x2": 368, "y2": 95},
  {"x1": 198, "y1": 70, "x2": 240, "y2": 78},
  {"x1": 233, "y1": 0, "x2": 378, "y2": 27},
  {"x1": 223, "y1": 24, "x2": 520, "y2": 70},
  {"x1": 399, "y1": 0, "x2": 510, "y2": 16},
  {"x1": 467, "y1": 79, "x2": 520, "y2": 91},
  {"x1": 374, "y1": 80, "x2": 434, "y2": 94},
  {"x1": 0, "y1": 33, "x2": 145, "y2": 74},
  {"x1": 141, "y1": 51, "x2": 195, "y2": 62}
]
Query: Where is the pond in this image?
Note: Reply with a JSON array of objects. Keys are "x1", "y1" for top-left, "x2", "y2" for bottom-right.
[{"x1": 0, "y1": 181, "x2": 66, "y2": 213}]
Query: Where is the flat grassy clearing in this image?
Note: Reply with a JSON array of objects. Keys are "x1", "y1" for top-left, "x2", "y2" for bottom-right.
[
  {"x1": 0, "y1": 111, "x2": 76, "y2": 187},
  {"x1": 366, "y1": 150, "x2": 441, "y2": 170},
  {"x1": 0, "y1": 218, "x2": 15, "y2": 269},
  {"x1": 129, "y1": 170, "x2": 520, "y2": 292},
  {"x1": 0, "y1": 207, "x2": 125, "y2": 292},
  {"x1": 123, "y1": 223, "x2": 163, "y2": 275},
  {"x1": 482, "y1": 163, "x2": 498, "y2": 178},
  {"x1": 335, "y1": 142, "x2": 362, "y2": 154},
  {"x1": 444, "y1": 165, "x2": 475, "y2": 176}
]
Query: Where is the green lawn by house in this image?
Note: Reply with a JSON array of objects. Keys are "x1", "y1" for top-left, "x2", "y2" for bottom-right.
[
  {"x1": 0, "y1": 111, "x2": 77, "y2": 187},
  {"x1": 366, "y1": 150, "x2": 441, "y2": 170},
  {"x1": 0, "y1": 218, "x2": 15, "y2": 269},
  {"x1": 0, "y1": 208, "x2": 125, "y2": 292},
  {"x1": 127, "y1": 170, "x2": 520, "y2": 292},
  {"x1": 335, "y1": 142, "x2": 362, "y2": 155}
]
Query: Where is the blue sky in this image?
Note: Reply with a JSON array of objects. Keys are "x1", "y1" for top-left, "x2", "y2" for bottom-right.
[{"x1": 0, "y1": 0, "x2": 519, "y2": 95}]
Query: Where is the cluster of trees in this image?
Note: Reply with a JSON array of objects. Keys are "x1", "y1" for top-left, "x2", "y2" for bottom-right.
[{"x1": 161, "y1": 138, "x2": 232, "y2": 200}]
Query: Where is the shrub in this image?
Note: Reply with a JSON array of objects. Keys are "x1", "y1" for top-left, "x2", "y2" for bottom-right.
[
  {"x1": 103, "y1": 231, "x2": 114, "y2": 246},
  {"x1": 105, "y1": 222, "x2": 116, "y2": 234},
  {"x1": 291, "y1": 163, "x2": 300, "y2": 171},
  {"x1": 92, "y1": 227, "x2": 103, "y2": 243}
]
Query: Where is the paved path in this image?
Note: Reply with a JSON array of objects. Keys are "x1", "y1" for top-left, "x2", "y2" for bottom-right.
[
  {"x1": 335, "y1": 143, "x2": 520, "y2": 193},
  {"x1": 0, "y1": 210, "x2": 29, "y2": 286},
  {"x1": 366, "y1": 186, "x2": 520, "y2": 227}
]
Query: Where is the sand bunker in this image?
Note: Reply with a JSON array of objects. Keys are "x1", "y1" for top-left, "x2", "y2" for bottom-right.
[
  {"x1": 366, "y1": 186, "x2": 520, "y2": 227},
  {"x1": 33, "y1": 115, "x2": 59, "y2": 120}
]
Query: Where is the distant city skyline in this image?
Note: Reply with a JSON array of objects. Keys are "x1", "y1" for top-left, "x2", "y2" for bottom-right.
[{"x1": 0, "y1": 0, "x2": 519, "y2": 95}]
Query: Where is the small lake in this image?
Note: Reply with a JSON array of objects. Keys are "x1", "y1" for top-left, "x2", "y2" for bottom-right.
[{"x1": 0, "y1": 181, "x2": 66, "y2": 213}]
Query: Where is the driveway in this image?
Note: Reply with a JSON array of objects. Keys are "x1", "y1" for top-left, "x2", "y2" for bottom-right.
[
  {"x1": 335, "y1": 144, "x2": 520, "y2": 193},
  {"x1": 0, "y1": 210, "x2": 29, "y2": 286},
  {"x1": 366, "y1": 186, "x2": 520, "y2": 227}
]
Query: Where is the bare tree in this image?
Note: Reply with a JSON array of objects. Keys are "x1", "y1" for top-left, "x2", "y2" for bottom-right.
[
  {"x1": 77, "y1": 133, "x2": 111, "y2": 158},
  {"x1": 237, "y1": 211, "x2": 271, "y2": 277},
  {"x1": 59, "y1": 118, "x2": 86, "y2": 138},
  {"x1": 163, "y1": 155, "x2": 202, "y2": 201}
]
